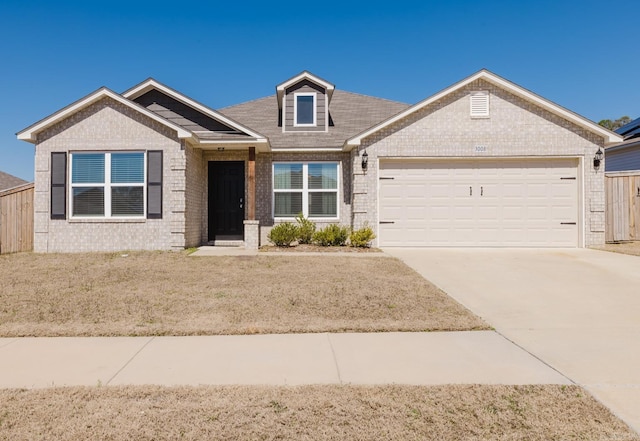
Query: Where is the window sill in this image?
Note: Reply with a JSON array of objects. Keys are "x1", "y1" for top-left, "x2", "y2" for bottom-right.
[
  {"x1": 68, "y1": 218, "x2": 147, "y2": 224},
  {"x1": 274, "y1": 217, "x2": 339, "y2": 222}
]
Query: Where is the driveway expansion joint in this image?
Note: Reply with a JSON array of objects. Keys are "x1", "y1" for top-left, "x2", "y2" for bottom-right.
[{"x1": 492, "y1": 328, "x2": 576, "y2": 386}]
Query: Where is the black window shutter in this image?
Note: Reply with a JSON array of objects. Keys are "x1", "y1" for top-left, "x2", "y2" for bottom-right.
[
  {"x1": 50, "y1": 152, "x2": 67, "y2": 219},
  {"x1": 147, "y1": 150, "x2": 163, "y2": 219}
]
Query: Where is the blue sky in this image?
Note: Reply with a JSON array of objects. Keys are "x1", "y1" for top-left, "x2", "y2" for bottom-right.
[{"x1": 1, "y1": 0, "x2": 637, "y2": 181}]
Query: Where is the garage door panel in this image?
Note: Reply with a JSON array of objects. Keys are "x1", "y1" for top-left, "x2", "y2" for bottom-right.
[{"x1": 379, "y1": 159, "x2": 579, "y2": 247}]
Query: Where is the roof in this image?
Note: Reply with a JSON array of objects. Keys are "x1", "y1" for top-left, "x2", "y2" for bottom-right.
[
  {"x1": 220, "y1": 90, "x2": 410, "y2": 150},
  {"x1": 123, "y1": 78, "x2": 268, "y2": 143},
  {"x1": 17, "y1": 87, "x2": 193, "y2": 143},
  {"x1": 615, "y1": 117, "x2": 640, "y2": 140},
  {"x1": 606, "y1": 136, "x2": 640, "y2": 153},
  {"x1": 0, "y1": 182, "x2": 33, "y2": 197},
  {"x1": 0, "y1": 171, "x2": 28, "y2": 192},
  {"x1": 346, "y1": 69, "x2": 623, "y2": 148}
]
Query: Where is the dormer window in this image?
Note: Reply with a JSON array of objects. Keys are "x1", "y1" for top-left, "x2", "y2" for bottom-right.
[
  {"x1": 294, "y1": 93, "x2": 316, "y2": 126},
  {"x1": 277, "y1": 71, "x2": 334, "y2": 132}
]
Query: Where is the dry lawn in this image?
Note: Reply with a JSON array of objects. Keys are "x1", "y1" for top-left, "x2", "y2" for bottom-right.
[
  {"x1": 593, "y1": 241, "x2": 640, "y2": 257},
  {"x1": 0, "y1": 385, "x2": 637, "y2": 441},
  {"x1": 0, "y1": 252, "x2": 487, "y2": 336}
]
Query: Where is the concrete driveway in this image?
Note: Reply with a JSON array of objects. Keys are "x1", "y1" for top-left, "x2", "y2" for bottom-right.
[{"x1": 386, "y1": 248, "x2": 640, "y2": 434}]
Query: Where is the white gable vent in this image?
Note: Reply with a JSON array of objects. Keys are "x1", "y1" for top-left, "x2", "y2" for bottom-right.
[{"x1": 470, "y1": 91, "x2": 489, "y2": 118}]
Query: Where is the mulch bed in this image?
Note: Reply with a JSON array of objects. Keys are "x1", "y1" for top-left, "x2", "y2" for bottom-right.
[{"x1": 260, "y1": 244, "x2": 382, "y2": 253}]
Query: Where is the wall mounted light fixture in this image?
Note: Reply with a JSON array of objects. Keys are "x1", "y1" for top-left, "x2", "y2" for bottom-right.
[
  {"x1": 361, "y1": 150, "x2": 369, "y2": 171},
  {"x1": 593, "y1": 148, "x2": 603, "y2": 168}
]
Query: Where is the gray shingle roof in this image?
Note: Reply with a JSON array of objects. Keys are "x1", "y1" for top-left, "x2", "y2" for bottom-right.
[
  {"x1": 0, "y1": 171, "x2": 28, "y2": 191},
  {"x1": 219, "y1": 90, "x2": 410, "y2": 149}
]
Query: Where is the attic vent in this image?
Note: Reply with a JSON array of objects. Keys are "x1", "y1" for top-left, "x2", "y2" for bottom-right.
[{"x1": 470, "y1": 91, "x2": 489, "y2": 118}]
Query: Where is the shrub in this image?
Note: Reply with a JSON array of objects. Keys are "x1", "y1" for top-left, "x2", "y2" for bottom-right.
[
  {"x1": 295, "y1": 213, "x2": 316, "y2": 244},
  {"x1": 313, "y1": 224, "x2": 350, "y2": 246},
  {"x1": 268, "y1": 222, "x2": 299, "y2": 247},
  {"x1": 350, "y1": 225, "x2": 376, "y2": 248}
]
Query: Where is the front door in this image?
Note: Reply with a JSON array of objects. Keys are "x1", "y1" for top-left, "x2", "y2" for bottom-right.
[{"x1": 208, "y1": 161, "x2": 245, "y2": 241}]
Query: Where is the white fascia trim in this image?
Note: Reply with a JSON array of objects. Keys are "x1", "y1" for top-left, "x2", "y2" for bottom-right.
[
  {"x1": 270, "y1": 147, "x2": 343, "y2": 152},
  {"x1": 346, "y1": 70, "x2": 623, "y2": 148},
  {"x1": 276, "y1": 71, "x2": 335, "y2": 106},
  {"x1": 195, "y1": 137, "x2": 269, "y2": 144},
  {"x1": 17, "y1": 88, "x2": 192, "y2": 143},
  {"x1": 123, "y1": 79, "x2": 268, "y2": 141},
  {"x1": 605, "y1": 170, "x2": 640, "y2": 176}
]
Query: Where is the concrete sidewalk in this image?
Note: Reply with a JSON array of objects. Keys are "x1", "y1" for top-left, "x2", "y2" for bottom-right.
[{"x1": 0, "y1": 331, "x2": 569, "y2": 388}]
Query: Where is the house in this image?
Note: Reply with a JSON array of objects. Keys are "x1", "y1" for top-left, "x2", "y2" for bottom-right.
[
  {"x1": 0, "y1": 170, "x2": 27, "y2": 192},
  {"x1": 604, "y1": 117, "x2": 640, "y2": 242},
  {"x1": 606, "y1": 117, "x2": 640, "y2": 173},
  {"x1": 17, "y1": 70, "x2": 622, "y2": 252}
]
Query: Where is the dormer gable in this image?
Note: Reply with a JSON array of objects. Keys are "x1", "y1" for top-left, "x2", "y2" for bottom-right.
[{"x1": 276, "y1": 71, "x2": 335, "y2": 133}]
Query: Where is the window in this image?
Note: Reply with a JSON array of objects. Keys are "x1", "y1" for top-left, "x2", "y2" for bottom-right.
[
  {"x1": 470, "y1": 91, "x2": 490, "y2": 118},
  {"x1": 70, "y1": 152, "x2": 145, "y2": 217},
  {"x1": 273, "y1": 162, "x2": 338, "y2": 218},
  {"x1": 294, "y1": 93, "x2": 316, "y2": 126}
]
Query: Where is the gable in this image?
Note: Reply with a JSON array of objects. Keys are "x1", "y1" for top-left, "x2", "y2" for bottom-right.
[
  {"x1": 134, "y1": 89, "x2": 246, "y2": 134},
  {"x1": 17, "y1": 87, "x2": 192, "y2": 144},
  {"x1": 122, "y1": 78, "x2": 266, "y2": 144},
  {"x1": 361, "y1": 78, "x2": 606, "y2": 151},
  {"x1": 347, "y1": 70, "x2": 622, "y2": 148},
  {"x1": 37, "y1": 97, "x2": 182, "y2": 146}
]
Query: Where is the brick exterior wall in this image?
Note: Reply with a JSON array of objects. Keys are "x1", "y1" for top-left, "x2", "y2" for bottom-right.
[
  {"x1": 33, "y1": 98, "x2": 186, "y2": 252},
  {"x1": 184, "y1": 143, "x2": 204, "y2": 247},
  {"x1": 353, "y1": 79, "x2": 606, "y2": 247}
]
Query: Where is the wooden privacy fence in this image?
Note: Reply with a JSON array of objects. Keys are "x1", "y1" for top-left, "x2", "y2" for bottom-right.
[
  {"x1": 606, "y1": 173, "x2": 640, "y2": 242},
  {"x1": 0, "y1": 183, "x2": 34, "y2": 254}
]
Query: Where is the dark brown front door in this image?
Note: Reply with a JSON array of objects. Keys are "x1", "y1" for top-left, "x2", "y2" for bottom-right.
[{"x1": 208, "y1": 161, "x2": 244, "y2": 241}]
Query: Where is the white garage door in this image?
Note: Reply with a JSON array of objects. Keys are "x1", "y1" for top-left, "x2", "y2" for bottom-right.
[{"x1": 379, "y1": 159, "x2": 579, "y2": 247}]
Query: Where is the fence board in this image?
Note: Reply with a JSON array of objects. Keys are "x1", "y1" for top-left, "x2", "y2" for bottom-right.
[
  {"x1": 605, "y1": 173, "x2": 640, "y2": 242},
  {"x1": 0, "y1": 184, "x2": 34, "y2": 254}
]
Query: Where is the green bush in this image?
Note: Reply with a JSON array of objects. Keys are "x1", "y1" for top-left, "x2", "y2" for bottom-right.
[
  {"x1": 268, "y1": 222, "x2": 299, "y2": 247},
  {"x1": 295, "y1": 213, "x2": 316, "y2": 244},
  {"x1": 350, "y1": 225, "x2": 376, "y2": 247},
  {"x1": 313, "y1": 224, "x2": 350, "y2": 246}
]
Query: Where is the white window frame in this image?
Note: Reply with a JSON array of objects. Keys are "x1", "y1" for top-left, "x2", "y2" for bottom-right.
[
  {"x1": 470, "y1": 91, "x2": 490, "y2": 118},
  {"x1": 69, "y1": 151, "x2": 147, "y2": 219},
  {"x1": 272, "y1": 161, "x2": 339, "y2": 220},
  {"x1": 293, "y1": 93, "x2": 317, "y2": 127}
]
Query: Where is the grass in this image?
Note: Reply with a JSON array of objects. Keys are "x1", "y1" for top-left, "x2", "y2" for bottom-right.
[
  {"x1": 593, "y1": 241, "x2": 640, "y2": 257},
  {"x1": 0, "y1": 384, "x2": 636, "y2": 441},
  {"x1": 0, "y1": 251, "x2": 487, "y2": 337}
]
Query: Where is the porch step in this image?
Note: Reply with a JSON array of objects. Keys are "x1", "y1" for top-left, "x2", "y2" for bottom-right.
[{"x1": 211, "y1": 240, "x2": 245, "y2": 247}]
